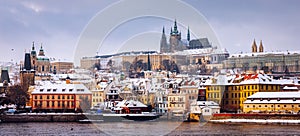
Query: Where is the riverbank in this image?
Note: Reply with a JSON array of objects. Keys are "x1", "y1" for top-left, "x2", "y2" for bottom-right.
[
  {"x1": 208, "y1": 113, "x2": 300, "y2": 124},
  {"x1": 0, "y1": 113, "x2": 87, "y2": 123},
  {"x1": 209, "y1": 119, "x2": 300, "y2": 124}
]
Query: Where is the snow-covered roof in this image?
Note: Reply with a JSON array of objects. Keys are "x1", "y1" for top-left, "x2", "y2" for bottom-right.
[
  {"x1": 115, "y1": 100, "x2": 147, "y2": 108},
  {"x1": 196, "y1": 101, "x2": 219, "y2": 106},
  {"x1": 283, "y1": 86, "x2": 299, "y2": 90},
  {"x1": 247, "y1": 92, "x2": 300, "y2": 99},
  {"x1": 244, "y1": 99, "x2": 300, "y2": 104},
  {"x1": 51, "y1": 74, "x2": 92, "y2": 80},
  {"x1": 205, "y1": 73, "x2": 294, "y2": 86},
  {"x1": 32, "y1": 82, "x2": 92, "y2": 94},
  {"x1": 174, "y1": 48, "x2": 213, "y2": 55},
  {"x1": 229, "y1": 50, "x2": 300, "y2": 58},
  {"x1": 50, "y1": 59, "x2": 73, "y2": 63}
]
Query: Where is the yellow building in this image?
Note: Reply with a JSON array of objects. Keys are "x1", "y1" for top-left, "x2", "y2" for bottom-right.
[
  {"x1": 91, "y1": 81, "x2": 107, "y2": 107},
  {"x1": 31, "y1": 82, "x2": 92, "y2": 112},
  {"x1": 206, "y1": 74, "x2": 289, "y2": 112},
  {"x1": 138, "y1": 92, "x2": 156, "y2": 108},
  {"x1": 243, "y1": 92, "x2": 300, "y2": 113}
]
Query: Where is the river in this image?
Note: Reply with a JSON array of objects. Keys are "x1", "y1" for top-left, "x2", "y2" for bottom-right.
[{"x1": 1, "y1": 121, "x2": 300, "y2": 135}]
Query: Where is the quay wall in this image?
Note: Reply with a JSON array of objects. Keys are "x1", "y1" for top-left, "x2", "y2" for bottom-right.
[
  {"x1": 211, "y1": 113, "x2": 300, "y2": 120},
  {"x1": 0, "y1": 114, "x2": 87, "y2": 123}
]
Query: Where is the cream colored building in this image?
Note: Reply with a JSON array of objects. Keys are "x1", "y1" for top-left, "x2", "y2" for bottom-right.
[
  {"x1": 243, "y1": 92, "x2": 300, "y2": 113},
  {"x1": 167, "y1": 93, "x2": 189, "y2": 115},
  {"x1": 51, "y1": 61, "x2": 73, "y2": 74}
]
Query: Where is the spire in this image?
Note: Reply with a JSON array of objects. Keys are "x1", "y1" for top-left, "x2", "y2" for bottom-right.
[
  {"x1": 32, "y1": 41, "x2": 35, "y2": 51},
  {"x1": 173, "y1": 19, "x2": 178, "y2": 34},
  {"x1": 40, "y1": 43, "x2": 43, "y2": 51},
  {"x1": 170, "y1": 27, "x2": 173, "y2": 34},
  {"x1": 252, "y1": 39, "x2": 257, "y2": 53},
  {"x1": 259, "y1": 40, "x2": 264, "y2": 52},
  {"x1": 38, "y1": 43, "x2": 45, "y2": 56},
  {"x1": 160, "y1": 26, "x2": 168, "y2": 53},
  {"x1": 187, "y1": 26, "x2": 190, "y2": 41}
]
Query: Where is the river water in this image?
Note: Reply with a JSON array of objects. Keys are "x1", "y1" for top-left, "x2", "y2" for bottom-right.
[{"x1": 1, "y1": 121, "x2": 300, "y2": 136}]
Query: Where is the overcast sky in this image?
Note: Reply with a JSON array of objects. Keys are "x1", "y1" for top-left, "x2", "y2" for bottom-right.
[{"x1": 1, "y1": 0, "x2": 300, "y2": 65}]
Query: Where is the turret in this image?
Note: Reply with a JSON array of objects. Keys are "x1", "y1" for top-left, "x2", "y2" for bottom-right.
[{"x1": 38, "y1": 43, "x2": 45, "y2": 56}]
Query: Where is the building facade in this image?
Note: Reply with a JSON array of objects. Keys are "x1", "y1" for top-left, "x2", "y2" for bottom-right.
[
  {"x1": 243, "y1": 92, "x2": 300, "y2": 113},
  {"x1": 30, "y1": 82, "x2": 92, "y2": 112}
]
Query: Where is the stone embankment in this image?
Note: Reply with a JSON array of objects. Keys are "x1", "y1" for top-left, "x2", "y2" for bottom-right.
[
  {"x1": 0, "y1": 113, "x2": 87, "y2": 123},
  {"x1": 211, "y1": 113, "x2": 300, "y2": 120}
]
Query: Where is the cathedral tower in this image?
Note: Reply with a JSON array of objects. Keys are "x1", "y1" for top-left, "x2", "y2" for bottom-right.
[
  {"x1": 252, "y1": 39, "x2": 257, "y2": 53},
  {"x1": 169, "y1": 19, "x2": 182, "y2": 52},
  {"x1": 160, "y1": 27, "x2": 169, "y2": 53},
  {"x1": 259, "y1": 40, "x2": 264, "y2": 52}
]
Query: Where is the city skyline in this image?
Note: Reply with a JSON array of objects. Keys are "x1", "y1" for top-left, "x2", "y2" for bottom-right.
[{"x1": 1, "y1": 0, "x2": 300, "y2": 64}]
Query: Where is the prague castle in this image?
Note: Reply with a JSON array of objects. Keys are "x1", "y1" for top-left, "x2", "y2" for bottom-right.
[{"x1": 160, "y1": 20, "x2": 213, "y2": 53}]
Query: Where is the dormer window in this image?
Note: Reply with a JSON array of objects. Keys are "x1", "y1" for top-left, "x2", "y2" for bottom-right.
[
  {"x1": 40, "y1": 89, "x2": 44, "y2": 92},
  {"x1": 53, "y1": 89, "x2": 57, "y2": 92},
  {"x1": 62, "y1": 89, "x2": 66, "y2": 92},
  {"x1": 277, "y1": 98, "x2": 280, "y2": 101},
  {"x1": 69, "y1": 89, "x2": 73, "y2": 92},
  {"x1": 293, "y1": 98, "x2": 296, "y2": 101},
  {"x1": 47, "y1": 89, "x2": 51, "y2": 92}
]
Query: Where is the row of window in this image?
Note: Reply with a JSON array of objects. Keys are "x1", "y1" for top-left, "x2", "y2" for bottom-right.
[
  {"x1": 158, "y1": 104, "x2": 168, "y2": 108},
  {"x1": 34, "y1": 101, "x2": 74, "y2": 107},
  {"x1": 180, "y1": 90, "x2": 197, "y2": 94},
  {"x1": 224, "y1": 100, "x2": 243, "y2": 105},
  {"x1": 92, "y1": 98, "x2": 103, "y2": 102},
  {"x1": 34, "y1": 95, "x2": 74, "y2": 100},
  {"x1": 229, "y1": 85, "x2": 279, "y2": 91},
  {"x1": 168, "y1": 97, "x2": 184, "y2": 102},
  {"x1": 207, "y1": 93, "x2": 220, "y2": 99},
  {"x1": 168, "y1": 104, "x2": 184, "y2": 108},
  {"x1": 246, "y1": 104, "x2": 300, "y2": 108},
  {"x1": 93, "y1": 93, "x2": 102, "y2": 97},
  {"x1": 224, "y1": 92, "x2": 254, "y2": 99},
  {"x1": 39, "y1": 88, "x2": 85, "y2": 92}
]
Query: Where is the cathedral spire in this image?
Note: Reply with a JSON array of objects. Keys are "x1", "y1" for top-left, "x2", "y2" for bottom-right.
[
  {"x1": 173, "y1": 19, "x2": 178, "y2": 34},
  {"x1": 187, "y1": 26, "x2": 190, "y2": 41},
  {"x1": 252, "y1": 39, "x2": 257, "y2": 53},
  {"x1": 259, "y1": 40, "x2": 264, "y2": 52},
  {"x1": 160, "y1": 26, "x2": 168, "y2": 53}
]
